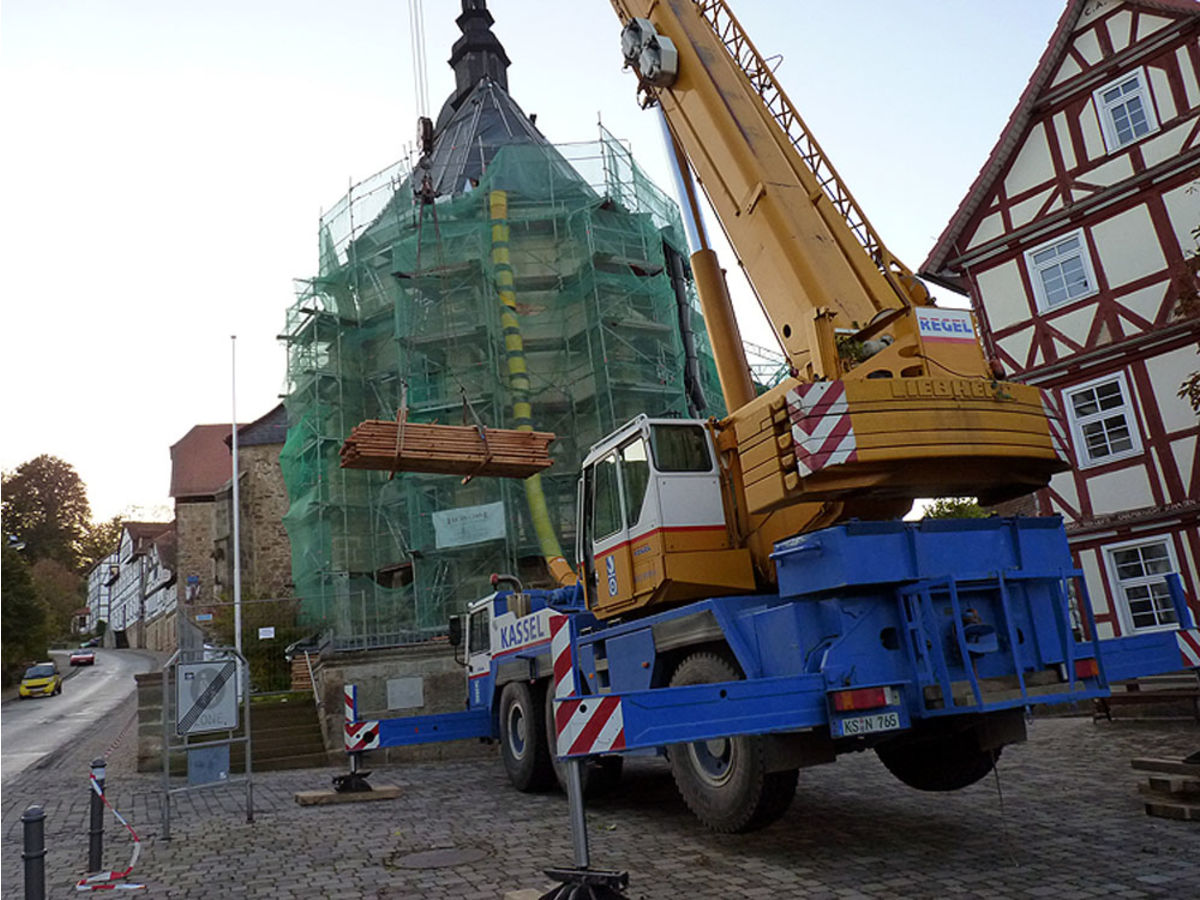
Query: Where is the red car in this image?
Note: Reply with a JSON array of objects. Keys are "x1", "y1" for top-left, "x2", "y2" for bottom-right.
[{"x1": 69, "y1": 649, "x2": 95, "y2": 666}]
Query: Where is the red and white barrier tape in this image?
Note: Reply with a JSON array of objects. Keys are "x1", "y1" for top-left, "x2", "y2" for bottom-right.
[{"x1": 75, "y1": 773, "x2": 144, "y2": 892}]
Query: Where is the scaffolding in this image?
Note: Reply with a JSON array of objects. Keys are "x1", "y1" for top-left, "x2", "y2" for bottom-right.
[{"x1": 279, "y1": 132, "x2": 742, "y2": 649}]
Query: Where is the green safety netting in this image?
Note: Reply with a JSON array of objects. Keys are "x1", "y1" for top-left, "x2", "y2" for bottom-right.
[{"x1": 279, "y1": 133, "x2": 734, "y2": 649}]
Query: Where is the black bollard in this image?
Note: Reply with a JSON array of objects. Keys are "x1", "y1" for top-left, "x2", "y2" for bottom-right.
[
  {"x1": 21, "y1": 804, "x2": 46, "y2": 900},
  {"x1": 88, "y1": 758, "x2": 106, "y2": 873}
]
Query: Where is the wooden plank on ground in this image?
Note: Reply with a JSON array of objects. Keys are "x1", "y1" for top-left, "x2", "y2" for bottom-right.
[
  {"x1": 294, "y1": 784, "x2": 402, "y2": 806},
  {"x1": 1143, "y1": 798, "x2": 1200, "y2": 821},
  {"x1": 1132, "y1": 757, "x2": 1200, "y2": 777}
]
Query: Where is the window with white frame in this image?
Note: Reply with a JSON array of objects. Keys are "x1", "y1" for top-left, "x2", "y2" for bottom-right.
[
  {"x1": 1106, "y1": 538, "x2": 1179, "y2": 632},
  {"x1": 1025, "y1": 230, "x2": 1098, "y2": 312},
  {"x1": 1094, "y1": 68, "x2": 1159, "y2": 151},
  {"x1": 1063, "y1": 372, "x2": 1141, "y2": 468}
]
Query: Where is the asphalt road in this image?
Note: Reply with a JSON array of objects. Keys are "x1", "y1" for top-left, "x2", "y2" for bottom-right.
[{"x1": 0, "y1": 649, "x2": 157, "y2": 784}]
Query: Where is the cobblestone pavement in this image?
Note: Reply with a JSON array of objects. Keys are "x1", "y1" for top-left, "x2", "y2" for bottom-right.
[{"x1": 2, "y1": 700, "x2": 1196, "y2": 899}]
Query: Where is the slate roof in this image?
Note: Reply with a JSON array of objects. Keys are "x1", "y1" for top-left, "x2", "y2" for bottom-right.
[{"x1": 225, "y1": 403, "x2": 288, "y2": 449}]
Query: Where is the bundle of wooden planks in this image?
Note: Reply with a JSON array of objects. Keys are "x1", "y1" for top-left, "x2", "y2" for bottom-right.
[
  {"x1": 340, "y1": 417, "x2": 555, "y2": 479},
  {"x1": 1132, "y1": 755, "x2": 1200, "y2": 821}
]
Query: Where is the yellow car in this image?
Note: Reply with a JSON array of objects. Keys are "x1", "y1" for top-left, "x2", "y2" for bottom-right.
[{"x1": 18, "y1": 662, "x2": 62, "y2": 699}]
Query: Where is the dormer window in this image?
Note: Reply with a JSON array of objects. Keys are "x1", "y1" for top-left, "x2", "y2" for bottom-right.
[
  {"x1": 1025, "y1": 230, "x2": 1098, "y2": 312},
  {"x1": 1094, "y1": 68, "x2": 1158, "y2": 152}
]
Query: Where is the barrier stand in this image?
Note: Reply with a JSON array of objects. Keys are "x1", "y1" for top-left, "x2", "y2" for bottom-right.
[
  {"x1": 333, "y1": 684, "x2": 377, "y2": 793},
  {"x1": 22, "y1": 804, "x2": 46, "y2": 900},
  {"x1": 87, "y1": 759, "x2": 105, "y2": 873},
  {"x1": 538, "y1": 615, "x2": 630, "y2": 900},
  {"x1": 76, "y1": 765, "x2": 145, "y2": 892}
]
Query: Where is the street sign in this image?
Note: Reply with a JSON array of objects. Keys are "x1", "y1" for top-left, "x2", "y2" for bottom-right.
[
  {"x1": 195, "y1": 613, "x2": 214, "y2": 623},
  {"x1": 258, "y1": 626, "x2": 275, "y2": 640},
  {"x1": 176, "y1": 660, "x2": 239, "y2": 735}
]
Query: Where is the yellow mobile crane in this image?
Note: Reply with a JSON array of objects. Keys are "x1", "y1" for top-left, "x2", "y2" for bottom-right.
[
  {"x1": 348, "y1": 1, "x2": 1198, "y2": 839},
  {"x1": 586, "y1": 0, "x2": 1069, "y2": 619}
]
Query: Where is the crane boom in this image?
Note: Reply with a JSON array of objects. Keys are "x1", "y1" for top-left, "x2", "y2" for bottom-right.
[{"x1": 610, "y1": 0, "x2": 1069, "y2": 542}]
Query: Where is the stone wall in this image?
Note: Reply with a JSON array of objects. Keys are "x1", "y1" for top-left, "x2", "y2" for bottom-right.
[
  {"x1": 238, "y1": 443, "x2": 292, "y2": 600},
  {"x1": 143, "y1": 611, "x2": 178, "y2": 653},
  {"x1": 175, "y1": 498, "x2": 217, "y2": 605},
  {"x1": 313, "y1": 642, "x2": 495, "y2": 765}
]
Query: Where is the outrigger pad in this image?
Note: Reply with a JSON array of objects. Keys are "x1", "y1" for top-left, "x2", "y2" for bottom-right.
[
  {"x1": 539, "y1": 867, "x2": 630, "y2": 900},
  {"x1": 332, "y1": 770, "x2": 373, "y2": 793}
]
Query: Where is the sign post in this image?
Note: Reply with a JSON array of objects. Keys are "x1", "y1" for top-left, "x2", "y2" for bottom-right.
[{"x1": 160, "y1": 646, "x2": 253, "y2": 840}]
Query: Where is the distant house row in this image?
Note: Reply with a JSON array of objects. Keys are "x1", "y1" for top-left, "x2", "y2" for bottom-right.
[{"x1": 85, "y1": 405, "x2": 292, "y2": 651}]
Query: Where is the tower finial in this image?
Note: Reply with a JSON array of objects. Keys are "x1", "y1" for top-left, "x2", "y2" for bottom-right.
[{"x1": 447, "y1": 0, "x2": 511, "y2": 111}]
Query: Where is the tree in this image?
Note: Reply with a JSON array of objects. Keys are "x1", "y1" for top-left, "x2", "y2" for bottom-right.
[
  {"x1": 30, "y1": 557, "x2": 85, "y2": 640},
  {"x1": 79, "y1": 515, "x2": 123, "y2": 573},
  {"x1": 1, "y1": 455, "x2": 92, "y2": 571},
  {"x1": 1174, "y1": 214, "x2": 1199, "y2": 414},
  {"x1": 923, "y1": 497, "x2": 987, "y2": 519},
  {"x1": 1, "y1": 546, "x2": 47, "y2": 685}
]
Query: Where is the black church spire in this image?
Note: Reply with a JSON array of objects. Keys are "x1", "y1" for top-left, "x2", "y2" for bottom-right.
[{"x1": 447, "y1": 0, "x2": 511, "y2": 113}]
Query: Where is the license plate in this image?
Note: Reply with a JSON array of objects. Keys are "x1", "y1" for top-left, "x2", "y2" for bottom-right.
[{"x1": 836, "y1": 711, "x2": 901, "y2": 737}]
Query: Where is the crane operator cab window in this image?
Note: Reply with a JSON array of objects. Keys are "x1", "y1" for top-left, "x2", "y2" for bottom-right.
[
  {"x1": 650, "y1": 423, "x2": 712, "y2": 472},
  {"x1": 578, "y1": 421, "x2": 718, "y2": 608}
]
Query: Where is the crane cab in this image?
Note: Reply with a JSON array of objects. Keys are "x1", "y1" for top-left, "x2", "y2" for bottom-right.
[{"x1": 576, "y1": 415, "x2": 755, "y2": 619}]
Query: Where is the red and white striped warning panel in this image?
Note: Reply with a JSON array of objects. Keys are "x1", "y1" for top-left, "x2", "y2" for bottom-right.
[
  {"x1": 1040, "y1": 392, "x2": 1072, "y2": 464},
  {"x1": 344, "y1": 685, "x2": 357, "y2": 723},
  {"x1": 555, "y1": 696, "x2": 626, "y2": 758},
  {"x1": 550, "y1": 614, "x2": 576, "y2": 700},
  {"x1": 787, "y1": 381, "x2": 858, "y2": 478},
  {"x1": 1178, "y1": 629, "x2": 1200, "y2": 668},
  {"x1": 345, "y1": 719, "x2": 381, "y2": 751}
]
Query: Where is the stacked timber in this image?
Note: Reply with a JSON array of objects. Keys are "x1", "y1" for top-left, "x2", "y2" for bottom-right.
[
  {"x1": 340, "y1": 418, "x2": 555, "y2": 479},
  {"x1": 1132, "y1": 755, "x2": 1200, "y2": 821}
]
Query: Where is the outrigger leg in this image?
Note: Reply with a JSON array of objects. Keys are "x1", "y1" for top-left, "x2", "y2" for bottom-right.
[{"x1": 538, "y1": 758, "x2": 630, "y2": 900}]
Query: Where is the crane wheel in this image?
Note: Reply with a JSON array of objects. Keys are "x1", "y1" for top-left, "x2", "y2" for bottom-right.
[
  {"x1": 544, "y1": 683, "x2": 624, "y2": 796},
  {"x1": 666, "y1": 652, "x2": 796, "y2": 833},
  {"x1": 875, "y1": 732, "x2": 1001, "y2": 792},
  {"x1": 499, "y1": 681, "x2": 554, "y2": 792}
]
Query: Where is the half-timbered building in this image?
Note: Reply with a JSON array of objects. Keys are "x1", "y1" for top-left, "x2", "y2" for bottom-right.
[{"x1": 922, "y1": 0, "x2": 1200, "y2": 640}]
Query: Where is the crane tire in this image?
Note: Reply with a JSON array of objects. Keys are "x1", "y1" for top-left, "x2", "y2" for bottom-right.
[
  {"x1": 666, "y1": 652, "x2": 796, "y2": 833},
  {"x1": 499, "y1": 681, "x2": 554, "y2": 792},
  {"x1": 544, "y1": 683, "x2": 624, "y2": 796},
  {"x1": 876, "y1": 733, "x2": 1000, "y2": 792}
]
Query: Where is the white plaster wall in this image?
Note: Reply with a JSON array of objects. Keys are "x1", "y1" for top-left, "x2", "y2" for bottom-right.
[
  {"x1": 1084, "y1": 154, "x2": 1135, "y2": 186},
  {"x1": 1170, "y1": 435, "x2": 1197, "y2": 491},
  {"x1": 1178, "y1": 46, "x2": 1200, "y2": 109},
  {"x1": 1004, "y1": 123, "x2": 1055, "y2": 198},
  {"x1": 968, "y1": 211, "x2": 1005, "y2": 249},
  {"x1": 1073, "y1": 27, "x2": 1104, "y2": 66},
  {"x1": 1080, "y1": 103, "x2": 1107, "y2": 162},
  {"x1": 1148, "y1": 66, "x2": 1177, "y2": 123},
  {"x1": 1114, "y1": 282, "x2": 1166, "y2": 324},
  {"x1": 1087, "y1": 466, "x2": 1153, "y2": 515},
  {"x1": 1078, "y1": 546, "x2": 1112, "y2": 618},
  {"x1": 1053, "y1": 55, "x2": 1084, "y2": 87},
  {"x1": 1049, "y1": 470, "x2": 1081, "y2": 519},
  {"x1": 1054, "y1": 112, "x2": 1077, "y2": 170},
  {"x1": 1009, "y1": 187, "x2": 1054, "y2": 229},
  {"x1": 1143, "y1": 119, "x2": 1193, "y2": 168},
  {"x1": 1105, "y1": 9, "x2": 1133, "y2": 52},
  {"x1": 1049, "y1": 304, "x2": 1096, "y2": 345},
  {"x1": 1138, "y1": 13, "x2": 1174, "y2": 42},
  {"x1": 1091, "y1": 204, "x2": 1166, "y2": 288},
  {"x1": 1162, "y1": 180, "x2": 1200, "y2": 253},
  {"x1": 996, "y1": 327, "x2": 1033, "y2": 369},
  {"x1": 973, "y1": 259, "x2": 1029, "y2": 332},
  {"x1": 1150, "y1": 345, "x2": 1200, "y2": 433}
]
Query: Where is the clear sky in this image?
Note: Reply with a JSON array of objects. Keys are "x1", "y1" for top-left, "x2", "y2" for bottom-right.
[{"x1": 0, "y1": 0, "x2": 1065, "y2": 521}]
